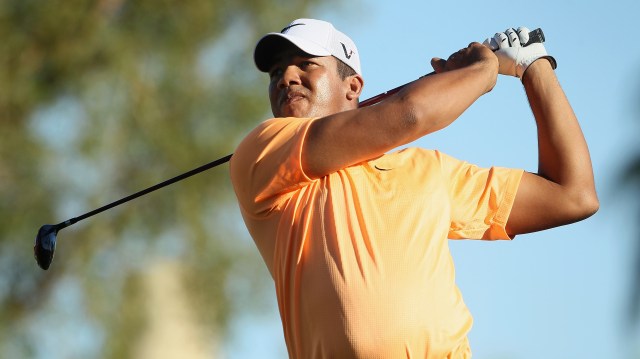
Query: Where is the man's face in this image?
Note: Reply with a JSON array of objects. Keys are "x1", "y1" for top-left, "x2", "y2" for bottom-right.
[{"x1": 268, "y1": 48, "x2": 353, "y2": 118}]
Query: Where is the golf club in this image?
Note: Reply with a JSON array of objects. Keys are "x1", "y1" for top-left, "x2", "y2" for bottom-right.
[{"x1": 34, "y1": 28, "x2": 545, "y2": 270}]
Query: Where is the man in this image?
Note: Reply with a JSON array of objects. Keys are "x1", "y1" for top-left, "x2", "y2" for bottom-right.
[{"x1": 229, "y1": 18, "x2": 598, "y2": 358}]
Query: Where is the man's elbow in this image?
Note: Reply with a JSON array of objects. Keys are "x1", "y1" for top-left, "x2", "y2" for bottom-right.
[
  {"x1": 392, "y1": 92, "x2": 444, "y2": 136},
  {"x1": 568, "y1": 189, "x2": 600, "y2": 222}
]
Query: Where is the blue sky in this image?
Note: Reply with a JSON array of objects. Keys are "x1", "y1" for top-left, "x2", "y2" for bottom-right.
[{"x1": 225, "y1": 1, "x2": 640, "y2": 358}]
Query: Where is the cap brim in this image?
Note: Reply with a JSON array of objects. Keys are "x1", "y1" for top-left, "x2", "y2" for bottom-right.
[{"x1": 254, "y1": 32, "x2": 331, "y2": 72}]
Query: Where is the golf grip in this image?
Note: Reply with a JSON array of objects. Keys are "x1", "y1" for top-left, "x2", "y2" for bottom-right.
[{"x1": 55, "y1": 28, "x2": 545, "y2": 230}]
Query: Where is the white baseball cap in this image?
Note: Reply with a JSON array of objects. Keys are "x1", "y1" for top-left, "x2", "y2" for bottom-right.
[{"x1": 254, "y1": 18, "x2": 361, "y2": 75}]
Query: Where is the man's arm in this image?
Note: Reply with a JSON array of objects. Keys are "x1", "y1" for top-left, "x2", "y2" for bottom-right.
[
  {"x1": 303, "y1": 44, "x2": 497, "y2": 178},
  {"x1": 506, "y1": 59, "x2": 599, "y2": 235}
]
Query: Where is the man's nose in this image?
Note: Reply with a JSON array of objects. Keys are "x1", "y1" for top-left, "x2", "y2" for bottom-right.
[{"x1": 278, "y1": 65, "x2": 301, "y2": 88}]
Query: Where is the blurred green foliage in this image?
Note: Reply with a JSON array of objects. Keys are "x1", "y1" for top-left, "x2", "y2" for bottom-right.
[{"x1": 0, "y1": 0, "x2": 340, "y2": 356}]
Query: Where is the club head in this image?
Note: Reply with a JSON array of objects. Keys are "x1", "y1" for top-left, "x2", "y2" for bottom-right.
[{"x1": 34, "y1": 224, "x2": 58, "y2": 270}]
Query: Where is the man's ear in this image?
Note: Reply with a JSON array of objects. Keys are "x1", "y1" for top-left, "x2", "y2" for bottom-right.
[{"x1": 346, "y1": 74, "x2": 364, "y2": 101}]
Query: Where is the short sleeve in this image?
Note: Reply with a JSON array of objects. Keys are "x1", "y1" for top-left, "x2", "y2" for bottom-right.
[
  {"x1": 230, "y1": 117, "x2": 316, "y2": 217},
  {"x1": 437, "y1": 151, "x2": 524, "y2": 240}
]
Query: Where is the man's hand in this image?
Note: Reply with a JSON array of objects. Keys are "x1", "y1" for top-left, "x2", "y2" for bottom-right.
[
  {"x1": 483, "y1": 27, "x2": 557, "y2": 79},
  {"x1": 430, "y1": 42, "x2": 499, "y2": 93},
  {"x1": 431, "y1": 42, "x2": 498, "y2": 73}
]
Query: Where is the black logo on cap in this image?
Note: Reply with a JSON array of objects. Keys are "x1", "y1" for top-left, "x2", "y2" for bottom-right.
[
  {"x1": 341, "y1": 43, "x2": 354, "y2": 59},
  {"x1": 281, "y1": 23, "x2": 305, "y2": 33}
]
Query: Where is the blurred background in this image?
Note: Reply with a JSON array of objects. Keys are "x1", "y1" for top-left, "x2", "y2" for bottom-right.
[{"x1": 1, "y1": 0, "x2": 638, "y2": 358}]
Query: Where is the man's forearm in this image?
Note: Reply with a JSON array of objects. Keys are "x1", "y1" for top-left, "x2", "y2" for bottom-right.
[
  {"x1": 395, "y1": 59, "x2": 497, "y2": 136},
  {"x1": 523, "y1": 59, "x2": 598, "y2": 214},
  {"x1": 303, "y1": 47, "x2": 497, "y2": 179}
]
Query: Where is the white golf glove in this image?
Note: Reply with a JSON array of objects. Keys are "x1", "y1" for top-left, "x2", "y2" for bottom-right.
[{"x1": 483, "y1": 27, "x2": 557, "y2": 79}]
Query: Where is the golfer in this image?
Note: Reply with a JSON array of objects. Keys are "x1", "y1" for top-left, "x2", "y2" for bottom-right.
[{"x1": 230, "y1": 18, "x2": 598, "y2": 358}]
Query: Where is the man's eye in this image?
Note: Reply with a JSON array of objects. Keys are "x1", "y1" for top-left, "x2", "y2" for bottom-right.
[{"x1": 269, "y1": 68, "x2": 283, "y2": 79}]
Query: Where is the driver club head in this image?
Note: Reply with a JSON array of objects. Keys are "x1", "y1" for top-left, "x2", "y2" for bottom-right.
[{"x1": 34, "y1": 224, "x2": 58, "y2": 270}]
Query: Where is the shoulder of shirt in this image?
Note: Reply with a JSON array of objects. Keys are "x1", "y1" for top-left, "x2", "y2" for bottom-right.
[
  {"x1": 248, "y1": 117, "x2": 316, "y2": 139},
  {"x1": 391, "y1": 147, "x2": 441, "y2": 158},
  {"x1": 232, "y1": 117, "x2": 317, "y2": 162},
  {"x1": 389, "y1": 148, "x2": 463, "y2": 168},
  {"x1": 261, "y1": 116, "x2": 316, "y2": 126}
]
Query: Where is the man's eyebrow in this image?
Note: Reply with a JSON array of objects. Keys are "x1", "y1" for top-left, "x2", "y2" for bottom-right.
[
  {"x1": 269, "y1": 50, "x2": 314, "y2": 71},
  {"x1": 270, "y1": 54, "x2": 285, "y2": 67}
]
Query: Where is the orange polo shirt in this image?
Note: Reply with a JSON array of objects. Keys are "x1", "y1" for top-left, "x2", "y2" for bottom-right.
[{"x1": 230, "y1": 117, "x2": 523, "y2": 358}]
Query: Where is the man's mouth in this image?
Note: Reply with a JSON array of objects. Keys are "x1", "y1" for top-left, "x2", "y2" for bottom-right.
[{"x1": 281, "y1": 90, "x2": 306, "y2": 106}]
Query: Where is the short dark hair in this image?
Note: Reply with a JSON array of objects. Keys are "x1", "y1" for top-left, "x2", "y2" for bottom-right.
[{"x1": 336, "y1": 58, "x2": 356, "y2": 80}]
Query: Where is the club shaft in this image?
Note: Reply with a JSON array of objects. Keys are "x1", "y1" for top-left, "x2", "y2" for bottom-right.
[
  {"x1": 57, "y1": 28, "x2": 545, "y2": 229},
  {"x1": 55, "y1": 80, "x2": 403, "y2": 229},
  {"x1": 358, "y1": 71, "x2": 436, "y2": 107},
  {"x1": 58, "y1": 154, "x2": 233, "y2": 229}
]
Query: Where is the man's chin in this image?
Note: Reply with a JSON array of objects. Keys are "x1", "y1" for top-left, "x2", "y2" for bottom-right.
[{"x1": 277, "y1": 104, "x2": 311, "y2": 118}]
